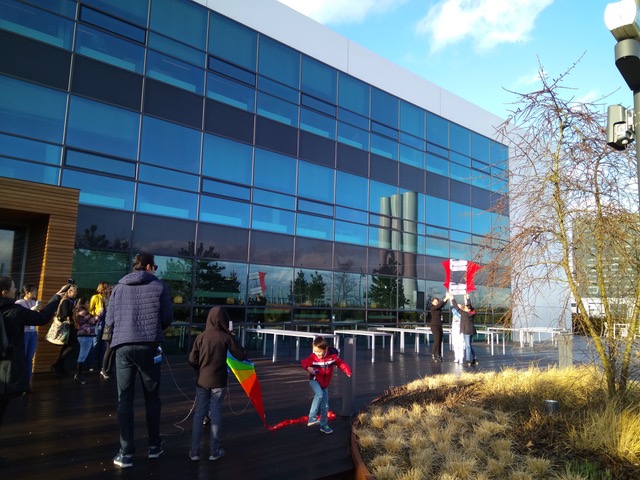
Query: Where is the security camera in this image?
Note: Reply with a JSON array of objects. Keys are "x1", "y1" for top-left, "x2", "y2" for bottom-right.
[{"x1": 606, "y1": 104, "x2": 635, "y2": 150}]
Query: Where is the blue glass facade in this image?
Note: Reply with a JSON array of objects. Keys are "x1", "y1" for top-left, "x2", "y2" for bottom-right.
[{"x1": 0, "y1": 0, "x2": 510, "y2": 350}]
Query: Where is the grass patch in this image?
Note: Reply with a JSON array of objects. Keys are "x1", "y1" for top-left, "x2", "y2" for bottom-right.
[{"x1": 353, "y1": 365, "x2": 640, "y2": 479}]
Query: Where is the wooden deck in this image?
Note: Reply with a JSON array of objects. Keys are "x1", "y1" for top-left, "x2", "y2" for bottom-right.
[{"x1": 0, "y1": 335, "x2": 575, "y2": 479}]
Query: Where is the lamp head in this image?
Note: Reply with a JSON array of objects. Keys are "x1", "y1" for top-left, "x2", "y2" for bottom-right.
[{"x1": 605, "y1": 0, "x2": 640, "y2": 42}]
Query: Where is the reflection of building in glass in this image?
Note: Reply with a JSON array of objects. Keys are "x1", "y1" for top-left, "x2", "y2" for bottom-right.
[{"x1": 0, "y1": 0, "x2": 511, "y2": 357}]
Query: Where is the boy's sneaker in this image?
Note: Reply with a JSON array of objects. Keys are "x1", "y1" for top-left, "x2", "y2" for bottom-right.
[
  {"x1": 148, "y1": 445, "x2": 164, "y2": 459},
  {"x1": 319, "y1": 425, "x2": 333, "y2": 435},
  {"x1": 473, "y1": 359, "x2": 479, "y2": 366},
  {"x1": 209, "y1": 448, "x2": 225, "y2": 461},
  {"x1": 113, "y1": 452, "x2": 133, "y2": 468},
  {"x1": 307, "y1": 418, "x2": 320, "y2": 427},
  {"x1": 188, "y1": 451, "x2": 200, "y2": 461}
]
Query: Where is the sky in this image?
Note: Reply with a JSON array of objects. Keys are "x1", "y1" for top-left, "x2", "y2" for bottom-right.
[{"x1": 275, "y1": 0, "x2": 633, "y2": 120}]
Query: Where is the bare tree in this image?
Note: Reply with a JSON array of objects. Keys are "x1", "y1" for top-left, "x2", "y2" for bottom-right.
[{"x1": 483, "y1": 60, "x2": 640, "y2": 396}]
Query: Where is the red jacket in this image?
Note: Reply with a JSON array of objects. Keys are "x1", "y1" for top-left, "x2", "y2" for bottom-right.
[{"x1": 301, "y1": 347, "x2": 351, "y2": 389}]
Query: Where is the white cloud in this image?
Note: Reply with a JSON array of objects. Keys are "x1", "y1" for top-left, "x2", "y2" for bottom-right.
[
  {"x1": 416, "y1": 0, "x2": 555, "y2": 52},
  {"x1": 276, "y1": 0, "x2": 407, "y2": 24}
]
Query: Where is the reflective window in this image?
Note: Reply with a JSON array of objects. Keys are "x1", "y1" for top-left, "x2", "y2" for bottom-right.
[
  {"x1": 301, "y1": 55, "x2": 336, "y2": 104},
  {"x1": 140, "y1": 116, "x2": 201, "y2": 173},
  {"x1": 400, "y1": 100, "x2": 425, "y2": 138},
  {"x1": 209, "y1": 13, "x2": 257, "y2": 71},
  {"x1": 471, "y1": 131, "x2": 490, "y2": 162},
  {"x1": 296, "y1": 213, "x2": 333, "y2": 240},
  {"x1": 75, "y1": 205, "x2": 133, "y2": 252},
  {"x1": 253, "y1": 189, "x2": 295, "y2": 210},
  {"x1": 82, "y1": 0, "x2": 148, "y2": 26},
  {"x1": 206, "y1": 72, "x2": 255, "y2": 112},
  {"x1": 426, "y1": 225, "x2": 448, "y2": 238},
  {"x1": 194, "y1": 260, "x2": 247, "y2": 306},
  {"x1": 258, "y1": 36, "x2": 299, "y2": 88},
  {"x1": 209, "y1": 57, "x2": 255, "y2": 86},
  {"x1": 139, "y1": 164, "x2": 199, "y2": 191},
  {"x1": 298, "y1": 160, "x2": 334, "y2": 203},
  {"x1": 338, "y1": 73, "x2": 369, "y2": 117},
  {"x1": 136, "y1": 184, "x2": 198, "y2": 220},
  {"x1": 471, "y1": 207, "x2": 491, "y2": 235},
  {"x1": 199, "y1": 195, "x2": 250, "y2": 228},
  {"x1": 150, "y1": 0, "x2": 207, "y2": 49},
  {"x1": 450, "y1": 163, "x2": 470, "y2": 183},
  {"x1": 0, "y1": 133, "x2": 61, "y2": 165},
  {"x1": 335, "y1": 220, "x2": 367, "y2": 246},
  {"x1": 253, "y1": 149, "x2": 296, "y2": 194},
  {"x1": 197, "y1": 223, "x2": 248, "y2": 262},
  {"x1": 79, "y1": 5, "x2": 146, "y2": 43},
  {"x1": 257, "y1": 92, "x2": 298, "y2": 126},
  {"x1": 450, "y1": 202, "x2": 471, "y2": 232},
  {"x1": 426, "y1": 196, "x2": 449, "y2": 228},
  {"x1": 371, "y1": 87, "x2": 398, "y2": 129},
  {"x1": 72, "y1": 250, "x2": 130, "y2": 289},
  {"x1": 252, "y1": 205, "x2": 294, "y2": 234},
  {"x1": 400, "y1": 144, "x2": 424, "y2": 169},
  {"x1": 300, "y1": 108, "x2": 335, "y2": 140},
  {"x1": 371, "y1": 133, "x2": 398, "y2": 160},
  {"x1": 258, "y1": 76, "x2": 298, "y2": 103},
  {"x1": 338, "y1": 122, "x2": 368, "y2": 150},
  {"x1": 450, "y1": 230, "x2": 471, "y2": 244},
  {"x1": 301, "y1": 94, "x2": 335, "y2": 117},
  {"x1": 425, "y1": 236, "x2": 449, "y2": 258},
  {"x1": 201, "y1": 179, "x2": 251, "y2": 201},
  {"x1": 0, "y1": 77, "x2": 66, "y2": 143},
  {"x1": 336, "y1": 171, "x2": 368, "y2": 210},
  {"x1": 149, "y1": 32, "x2": 205, "y2": 67},
  {"x1": 335, "y1": 206, "x2": 367, "y2": 224},
  {"x1": 147, "y1": 50, "x2": 204, "y2": 94},
  {"x1": 65, "y1": 149, "x2": 135, "y2": 178},
  {"x1": 66, "y1": 96, "x2": 140, "y2": 159},
  {"x1": 62, "y1": 169, "x2": 135, "y2": 210},
  {"x1": 21, "y1": 0, "x2": 76, "y2": 18},
  {"x1": 0, "y1": 0, "x2": 74, "y2": 49},
  {"x1": 427, "y1": 142, "x2": 448, "y2": 158},
  {"x1": 426, "y1": 112, "x2": 448, "y2": 148},
  {"x1": 450, "y1": 241, "x2": 471, "y2": 259},
  {"x1": 0, "y1": 156, "x2": 59, "y2": 185},
  {"x1": 298, "y1": 199, "x2": 333, "y2": 217},
  {"x1": 133, "y1": 215, "x2": 196, "y2": 256},
  {"x1": 450, "y1": 151, "x2": 470, "y2": 167},
  {"x1": 426, "y1": 154, "x2": 448, "y2": 176},
  {"x1": 247, "y1": 264, "x2": 293, "y2": 306},
  {"x1": 400, "y1": 132, "x2": 424, "y2": 150},
  {"x1": 75, "y1": 25, "x2": 145, "y2": 74},
  {"x1": 202, "y1": 134, "x2": 252, "y2": 185},
  {"x1": 450, "y1": 123, "x2": 470, "y2": 156},
  {"x1": 491, "y1": 140, "x2": 509, "y2": 169},
  {"x1": 291, "y1": 268, "x2": 331, "y2": 306}
]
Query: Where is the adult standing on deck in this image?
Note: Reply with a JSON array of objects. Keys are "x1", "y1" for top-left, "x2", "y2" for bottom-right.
[
  {"x1": 105, "y1": 253, "x2": 173, "y2": 469},
  {"x1": 429, "y1": 292, "x2": 451, "y2": 362}
]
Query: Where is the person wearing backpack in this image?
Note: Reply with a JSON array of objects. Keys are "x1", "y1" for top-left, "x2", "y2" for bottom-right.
[{"x1": 0, "y1": 276, "x2": 65, "y2": 467}]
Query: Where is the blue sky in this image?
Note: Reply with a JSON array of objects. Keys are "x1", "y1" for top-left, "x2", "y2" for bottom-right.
[{"x1": 276, "y1": 0, "x2": 632, "y2": 120}]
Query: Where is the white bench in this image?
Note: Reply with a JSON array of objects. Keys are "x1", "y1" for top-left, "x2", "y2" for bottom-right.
[
  {"x1": 375, "y1": 327, "x2": 432, "y2": 354},
  {"x1": 242, "y1": 328, "x2": 335, "y2": 363},
  {"x1": 333, "y1": 329, "x2": 394, "y2": 363}
]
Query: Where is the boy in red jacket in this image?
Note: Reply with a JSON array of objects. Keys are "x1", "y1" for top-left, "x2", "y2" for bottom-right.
[{"x1": 301, "y1": 336, "x2": 351, "y2": 434}]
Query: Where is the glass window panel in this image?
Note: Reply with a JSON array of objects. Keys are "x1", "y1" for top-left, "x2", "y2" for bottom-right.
[
  {"x1": 75, "y1": 25, "x2": 144, "y2": 73},
  {"x1": 150, "y1": 0, "x2": 207, "y2": 49},
  {"x1": 201, "y1": 179, "x2": 251, "y2": 200},
  {"x1": 338, "y1": 73, "x2": 369, "y2": 117},
  {"x1": 253, "y1": 188, "x2": 295, "y2": 210},
  {"x1": 335, "y1": 220, "x2": 367, "y2": 245},
  {"x1": 79, "y1": 5, "x2": 145, "y2": 43},
  {"x1": 400, "y1": 132, "x2": 424, "y2": 150},
  {"x1": 148, "y1": 32, "x2": 205, "y2": 67},
  {"x1": 133, "y1": 216, "x2": 195, "y2": 256},
  {"x1": 0, "y1": 133, "x2": 61, "y2": 165},
  {"x1": 425, "y1": 236, "x2": 449, "y2": 257},
  {"x1": 450, "y1": 162, "x2": 470, "y2": 183},
  {"x1": 206, "y1": 72, "x2": 255, "y2": 112},
  {"x1": 137, "y1": 184, "x2": 198, "y2": 219},
  {"x1": 450, "y1": 202, "x2": 471, "y2": 232},
  {"x1": 426, "y1": 154, "x2": 448, "y2": 176},
  {"x1": 367, "y1": 225, "x2": 391, "y2": 249},
  {"x1": 450, "y1": 123, "x2": 470, "y2": 156},
  {"x1": 471, "y1": 132, "x2": 490, "y2": 162},
  {"x1": 67, "y1": 96, "x2": 139, "y2": 159},
  {"x1": 65, "y1": 149, "x2": 135, "y2": 177},
  {"x1": 371, "y1": 121, "x2": 397, "y2": 139},
  {"x1": 209, "y1": 13, "x2": 257, "y2": 71},
  {"x1": 208, "y1": 57, "x2": 256, "y2": 86},
  {"x1": 300, "y1": 108, "x2": 335, "y2": 140},
  {"x1": 62, "y1": 169, "x2": 134, "y2": 210},
  {"x1": 140, "y1": 116, "x2": 201, "y2": 173},
  {"x1": 400, "y1": 100, "x2": 425, "y2": 138},
  {"x1": 426, "y1": 141, "x2": 448, "y2": 158},
  {"x1": 426, "y1": 112, "x2": 448, "y2": 148},
  {"x1": 371, "y1": 87, "x2": 398, "y2": 129},
  {"x1": 336, "y1": 171, "x2": 368, "y2": 210},
  {"x1": 0, "y1": 0, "x2": 74, "y2": 49},
  {"x1": 252, "y1": 205, "x2": 294, "y2": 234},
  {"x1": 254, "y1": 149, "x2": 296, "y2": 194},
  {"x1": 450, "y1": 151, "x2": 470, "y2": 167},
  {"x1": 369, "y1": 181, "x2": 397, "y2": 214},
  {"x1": 83, "y1": 0, "x2": 148, "y2": 26},
  {"x1": 75, "y1": 205, "x2": 133, "y2": 252},
  {"x1": 199, "y1": 195, "x2": 250, "y2": 228},
  {"x1": 139, "y1": 164, "x2": 199, "y2": 191},
  {"x1": 491, "y1": 140, "x2": 509, "y2": 169},
  {"x1": 22, "y1": 0, "x2": 76, "y2": 18},
  {"x1": 298, "y1": 199, "x2": 333, "y2": 216},
  {"x1": 470, "y1": 167, "x2": 491, "y2": 190},
  {"x1": 370, "y1": 133, "x2": 398, "y2": 160},
  {"x1": 298, "y1": 160, "x2": 334, "y2": 203},
  {"x1": 426, "y1": 195, "x2": 449, "y2": 228},
  {"x1": 292, "y1": 268, "x2": 332, "y2": 306},
  {"x1": 338, "y1": 107, "x2": 369, "y2": 130},
  {"x1": 147, "y1": 50, "x2": 204, "y2": 94},
  {"x1": 258, "y1": 76, "x2": 298, "y2": 103},
  {"x1": 450, "y1": 230, "x2": 471, "y2": 243},
  {"x1": 335, "y1": 206, "x2": 367, "y2": 224},
  {"x1": 301, "y1": 55, "x2": 336, "y2": 104},
  {"x1": 258, "y1": 36, "x2": 299, "y2": 88},
  {"x1": 301, "y1": 94, "x2": 335, "y2": 117},
  {"x1": 194, "y1": 259, "x2": 247, "y2": 305},
  {"x1": 470, "y1": 208, "x2": 491, "y2": 235},
  {"x1": 337, "y1": 122, "x2": 368, "y2": 150},
  {"x1": 399, "y1": 144, "x2": 424, "y2": 169},
  {"x1": 426, "y1": 225, "x2": 448, "y2": 238},
  {"x1": 0, "y1": 156, "x2": 59, "y2": 185},
  {"x1": 247, "y1": 264, "x2": 293, "y2": 307},
  {"x1": 296, "y1": 213, "x2": 333, "y2": 240},
  {"x1": 257, "y1": 92, "x2": 298, "y2": 126},
  {"x1": 450, "y1": 241, "x2": 471, "y2": 259},
  {"x1": 0, "y1": 77, "x2": 66, "y2": 143},
  {"x1": 202, "y1": 134, "x2": 252, "y2": 184}
]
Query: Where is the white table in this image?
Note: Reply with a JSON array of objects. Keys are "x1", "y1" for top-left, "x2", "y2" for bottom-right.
[
  {"x1": 242, "y1": 328, "x2": 335, "y2": 363},
  {"x1": 375, "y1": 327, "x2": 432, "y2": 354},
  {"x1": 333, "y1": 330, "x2": 394, "y2": 363}
]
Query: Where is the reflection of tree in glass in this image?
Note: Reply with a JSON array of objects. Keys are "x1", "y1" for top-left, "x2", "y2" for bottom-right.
[
  {"x1": 369, "y1": 262, "x2": 408, "y2": 310},
  {"x1": 291, "y1": 271, "x2": 327, "y2": 306},
  {"x1": 75, "y1": 224, "x2": 129, "y2": 251},
  {"x1": 333, "y1": 261, "x2": 359, "y2": 307}
]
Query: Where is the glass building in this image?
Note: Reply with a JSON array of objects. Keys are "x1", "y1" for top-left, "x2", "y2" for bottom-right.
[{"x1": 0, "y1": 0, "x2": 510, "y2": 354}]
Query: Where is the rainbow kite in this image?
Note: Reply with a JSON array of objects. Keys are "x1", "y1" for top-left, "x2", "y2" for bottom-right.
[{"x1": 226, "y1": 352, "x2": 266, "y2": 426}]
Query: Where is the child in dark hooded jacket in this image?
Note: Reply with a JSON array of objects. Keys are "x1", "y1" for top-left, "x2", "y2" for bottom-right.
[{"x1": 187, "y1": 306, "x2": 246, "y2": 461}]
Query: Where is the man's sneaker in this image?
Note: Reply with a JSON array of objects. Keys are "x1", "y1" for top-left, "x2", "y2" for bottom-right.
[
  {"x1": 113, "y1": 452, "x2": 133, "y2": 468},
  {"x1": 100, "y1": 369, "x2": 110, "y2": 379},
  {"x1": 148, "y1": 445, "x2": 164, "y2": 459},
  {"x1": 209, "y1": 448, "x2": 225, "y2": 461},
  {"x1": 188, "y1": 451, "x2": 200, "y2": 461},
  {"x1": 307, "y1": 418, "x2": 320, "y2": 427},
  {"x1": 319, "y1": 425, "x2": 333, "y2": 435}
]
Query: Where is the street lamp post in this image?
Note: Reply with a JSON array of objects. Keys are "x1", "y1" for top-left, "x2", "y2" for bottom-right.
[{"x1": 605, "y1": 0, "x2": 640, "y2": 184}]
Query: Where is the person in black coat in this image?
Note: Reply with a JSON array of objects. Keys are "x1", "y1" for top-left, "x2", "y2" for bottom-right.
[
  {"x1": 451, "y1": 293, "x2": 477, "y2": 366},
  {"x1": 429, "y1": 292, "x2": 451, "y2": 361}
]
